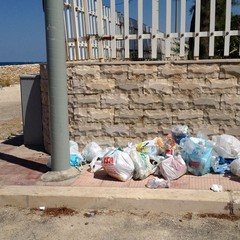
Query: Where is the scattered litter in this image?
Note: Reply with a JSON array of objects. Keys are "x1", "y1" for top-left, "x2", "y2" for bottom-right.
[
  {"x1": 79, "y1": 125, "x2": 240, "y2": 183},
  {"x1": 145, "y1": 177, "x2": 170, "y2": 189},
  {"x1": 210, "y1": 184, "x2": 223, "y2": 192},
  {"x1": 84, "y1": 211, "x2": 97, "y2": 217}
]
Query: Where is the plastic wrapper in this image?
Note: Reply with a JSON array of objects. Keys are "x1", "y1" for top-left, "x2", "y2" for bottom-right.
[{"x1": 145, "y1": 177, "x2": 170, "y2": 189}]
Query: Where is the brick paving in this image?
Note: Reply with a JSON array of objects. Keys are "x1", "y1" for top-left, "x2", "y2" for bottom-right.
[{"x1": 0, "y1": 137, "x2": 239, "y2": 191}]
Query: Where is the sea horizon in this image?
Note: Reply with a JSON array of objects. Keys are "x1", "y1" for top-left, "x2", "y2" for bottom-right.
[{"x1": 0, "y1": 61, "x2": 45, "y2": 66}]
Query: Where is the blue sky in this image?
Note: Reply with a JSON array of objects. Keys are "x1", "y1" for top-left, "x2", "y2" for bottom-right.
[
  {"x1": 0, "y1": 0, "x2": 238, "y2": 63},
  {"x1": 0, "y1": 0, "x2": 46, "y2": 63}
]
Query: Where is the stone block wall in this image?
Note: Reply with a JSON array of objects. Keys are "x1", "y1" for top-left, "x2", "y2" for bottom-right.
[
  {"x1": 40, "y1": 60, "x2": 240, "y2": 153},
  {"x1": 0, "y1": 64, "x2": 40, "y2": 84}
]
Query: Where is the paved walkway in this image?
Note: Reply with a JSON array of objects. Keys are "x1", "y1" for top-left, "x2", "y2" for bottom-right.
[{"x1": 0, "y1": 135, "x2": 239, "y2": 192}]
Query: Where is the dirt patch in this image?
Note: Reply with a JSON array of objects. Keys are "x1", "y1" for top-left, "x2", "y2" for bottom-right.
[
  {"x1": 0, "y1": 117, "x2": 22, "y2": 141},
  {"x1": 31, "y1": 207, "x2": 78, "y2": 217},
  {"x1": 198, "y1": 213, "x2": 240, "y2": 221}
]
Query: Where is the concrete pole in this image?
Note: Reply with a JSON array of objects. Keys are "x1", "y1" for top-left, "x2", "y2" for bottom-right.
[{"x1": 43, "y1": 0, "x2": 70, "y2": 171}]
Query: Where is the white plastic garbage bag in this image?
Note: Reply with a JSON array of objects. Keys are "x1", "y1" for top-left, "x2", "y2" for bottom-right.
[
  {"x1": 159, "y1": 154, "x2": 187, "y2": 180},
  {"x1": 211, "y1": 134, "x2": 240, "y2": 159},
  {"x1": 230, "y1": 158, "x2": 240, "y2": 177},
  {"x1": 82, "y1": 142, "x2": 102, "y2": 163},
  {"x1": 129, "y1": 150, "x2": 155, "y2": 180},
  {"x1": 89, "y1": 147, "x2": 115, "y2": 173},
  {"x1": 102, "y1": 148, "x2": 134, "y2": 181}
]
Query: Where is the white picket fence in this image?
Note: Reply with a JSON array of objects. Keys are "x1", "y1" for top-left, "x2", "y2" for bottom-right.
[{"x1": 63, "y1": 0, "x2": 240, "y2": 61}]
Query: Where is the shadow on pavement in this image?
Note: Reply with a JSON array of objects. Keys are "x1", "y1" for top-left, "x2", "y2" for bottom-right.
[
  {"x1": 0, "y1": 152, "x2": 49, "y2": 173},
  {"x1": 2, "y1": 134, "x2": 47, "y2": 153}
]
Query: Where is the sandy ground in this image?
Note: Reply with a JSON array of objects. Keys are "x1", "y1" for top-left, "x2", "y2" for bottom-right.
[
  {"x1": 0, "y1": 84, "x2": 22, "y2": 141},
  {"x1": 0, "y1": 206, "x2": 240, "y2": 240}
]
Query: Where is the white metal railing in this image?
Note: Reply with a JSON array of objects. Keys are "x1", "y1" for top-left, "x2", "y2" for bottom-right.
[{"x1": 63, "y1": 0, "x2": 240, "y2": 61}]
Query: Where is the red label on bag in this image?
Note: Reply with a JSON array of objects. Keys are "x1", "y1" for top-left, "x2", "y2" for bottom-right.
[{"x1": 103, "y1": 157, "x2": 114, "y2": 165}]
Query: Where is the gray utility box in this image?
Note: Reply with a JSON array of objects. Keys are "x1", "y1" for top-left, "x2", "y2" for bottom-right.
[{"x1": 20, "y1": 75, "x2": 43, "y2": 145}]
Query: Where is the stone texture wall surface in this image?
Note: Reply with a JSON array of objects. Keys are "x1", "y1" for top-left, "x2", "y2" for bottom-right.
[
  {"x1": 40, "y1": 61, "x2": 240, "y2": 153},
  {"x1": 0, "y1": 64, "x2": 40, "y2": 82}
]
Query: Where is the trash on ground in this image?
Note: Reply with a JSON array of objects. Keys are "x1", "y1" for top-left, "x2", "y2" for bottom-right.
[
  {"x1": 47, "y1": 140, "x2": 85, "y2": 168},
  {"x1": 172, "y1": 125, "x2": 189, "y2": 144},
  {"x1": 124, "y1": 144, "x2": 155, "y2": 180},
  {"x1": 82, "y1": 142, "x2": 102, "y2": 163},
  {"x1": 84, "y1": 211, "x2": 97, "y2": 217},
  {"x1": 230, "y1": 158, "x2": 240, "y2": 177},
  {"x1": 90, "y1": 147, "x2": 115, "y2": 173},
  {"x1": 210, "y1": 184, "x2": 223, "y2": 192},
  {"x1": 145, "y1": 177, "x2": 170, "y2": 189},
  {"x1": 211, "y1": 134, "x2": 240, "y2": 159},
  {"x1": 79, "y1": 125, "x2": 240, "y2": 185},
  {"x1": 211, "y1": 155, "x2": 231, "y2": 174},
  {"x1": 180, "y1": 137, "x2": 212, "y2": 176},
  {"x1": 159, "y1": 153, "x2": 187, "y2": 180},
  {"x1": 101, "y1": 148, "x2": 134, "y2": 181}
]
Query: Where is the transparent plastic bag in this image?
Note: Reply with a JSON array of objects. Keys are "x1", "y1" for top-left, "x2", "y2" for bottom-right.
[
  {"x1": 230, "y1": 158, "x2": 240, "y2": 177},
  {"x1": 172, "y1": 125, "x2": 189, "y2": 144},
  {"x1": 159, "y1": 154, "x2": 187, "y2": 180},
  {"x1": 211, "y1": 134, "x2": 240, "y2": 159},
  {"x1": 180, "y1": 137, "x2": 212, "y2": 176},
  {"x1": 129, "y1": 150, "x2": 155, "y2": 180},
  {"x1": 145, "y1": 177, "x2": 170, "y2": 189}
]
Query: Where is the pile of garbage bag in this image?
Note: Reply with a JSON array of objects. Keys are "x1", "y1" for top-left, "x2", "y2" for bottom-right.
[{"x1": 58, "y1": 125, "x2": 240, "y2": 185}]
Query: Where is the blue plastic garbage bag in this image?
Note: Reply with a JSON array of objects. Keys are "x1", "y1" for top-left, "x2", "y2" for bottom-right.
[
  {"x1": 70, "y1": 154, "x2": 83, "y2": 167},
  {"x1": 211, "y1": 156, "x2": 232, "y2": 174},
  {"x1": 180, "y1": 137, "x2": 212, "y2": 176}
]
